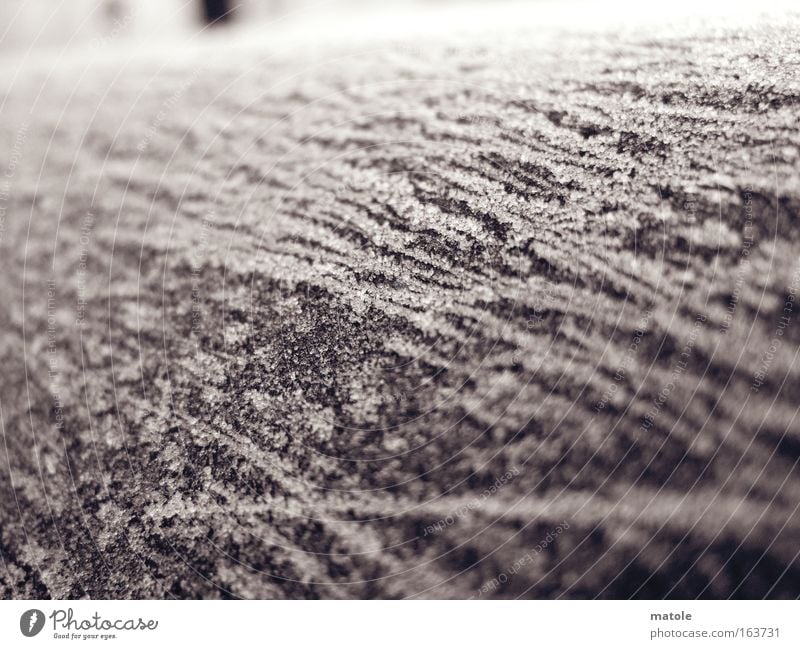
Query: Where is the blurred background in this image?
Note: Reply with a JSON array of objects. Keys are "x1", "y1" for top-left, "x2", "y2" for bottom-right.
[
  {"x1": 0, "y1": 0, "x2": 488, "y2": 53},
  {"x1": 0, "y1": 0, "x2": 283, "y2": 52},
  {"x1": 3, "y1": 1, "x2": 777, "y2": 59}
]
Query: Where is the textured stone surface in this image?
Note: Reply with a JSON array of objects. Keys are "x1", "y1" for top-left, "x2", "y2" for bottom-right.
[{"x1": 1, "y1": 6, "x2": 800, "y2": 598}]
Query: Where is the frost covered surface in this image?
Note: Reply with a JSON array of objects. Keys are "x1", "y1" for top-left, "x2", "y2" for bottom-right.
[{"x1": 1, "y1": 6, "x2": 800, "y2": 598}]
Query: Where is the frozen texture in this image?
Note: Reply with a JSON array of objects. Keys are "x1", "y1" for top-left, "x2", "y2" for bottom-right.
[{"x1": 1, "y1": 9, "x2": 800, "y2": 598}]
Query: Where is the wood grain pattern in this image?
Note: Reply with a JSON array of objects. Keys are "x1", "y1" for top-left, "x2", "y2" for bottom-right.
[{"x1": 1, "y1": 8, "x2": 799, "y2": 598}]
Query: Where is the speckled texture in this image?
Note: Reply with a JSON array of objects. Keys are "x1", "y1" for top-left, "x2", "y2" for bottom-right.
[{"x1": 1, "y1": 7, "x2": 800, "y2": 598}]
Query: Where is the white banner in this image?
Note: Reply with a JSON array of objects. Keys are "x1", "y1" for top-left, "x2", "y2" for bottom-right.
[{"x1": 1, "y1": 600, "x2": 796, "y2": 648}]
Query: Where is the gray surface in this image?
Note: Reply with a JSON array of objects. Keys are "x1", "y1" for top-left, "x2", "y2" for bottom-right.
[{"x1": 1, "y1": 8, "x2": 800, "y2": 598}]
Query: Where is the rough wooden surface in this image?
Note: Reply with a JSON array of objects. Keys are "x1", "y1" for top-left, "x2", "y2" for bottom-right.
[{"x1": 1, "y1": 7, "x2": 800, "y2": 598}]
